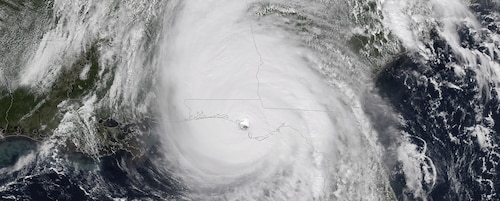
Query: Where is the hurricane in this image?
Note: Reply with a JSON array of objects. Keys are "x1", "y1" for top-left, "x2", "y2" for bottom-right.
[{"x1": 0, "y1": 0, "x2": 499, "y2": 200}]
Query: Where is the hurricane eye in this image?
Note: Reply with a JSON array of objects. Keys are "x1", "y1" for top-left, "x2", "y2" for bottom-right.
[{"x1": 239, "y1": 119, "x2": 250, "y2": 130}]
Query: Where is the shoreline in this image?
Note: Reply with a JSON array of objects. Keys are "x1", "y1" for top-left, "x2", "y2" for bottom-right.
[{"x1": 0, "y1": 134, "x2": 42, "y2": 143}]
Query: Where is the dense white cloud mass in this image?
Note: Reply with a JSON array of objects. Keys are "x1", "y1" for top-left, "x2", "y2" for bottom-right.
[{"x1": 157, "y1": 0, "x2": 391, "y2": 200}]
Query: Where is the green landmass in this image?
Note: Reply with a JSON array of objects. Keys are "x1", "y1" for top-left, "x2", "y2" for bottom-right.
[
  {"x1": 0, "y1": 40, "x2": 153, "y2": 158},
  {"x1": 0, "y1": 44, "x2": 100, "y2": 139},
  {"x1": 348, "y1": 0, "x2": 405, "y2": 73}
]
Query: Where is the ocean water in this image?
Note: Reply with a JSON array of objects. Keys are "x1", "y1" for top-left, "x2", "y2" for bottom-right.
[{"x1": 0, "y1": 0, "x2": 499, "y2": 200}]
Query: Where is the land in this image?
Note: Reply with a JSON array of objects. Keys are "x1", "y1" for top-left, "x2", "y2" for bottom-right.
[{"x1": 0, "y1": 43, "x2": 152, "y2": 158}]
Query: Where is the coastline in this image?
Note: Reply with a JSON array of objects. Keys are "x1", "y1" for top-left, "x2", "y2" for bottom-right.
[{"x1": 0, "y1": 134, "x2": 41, "y2": 143}]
